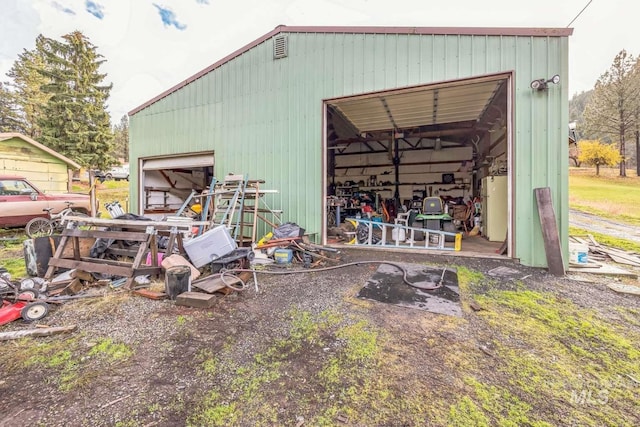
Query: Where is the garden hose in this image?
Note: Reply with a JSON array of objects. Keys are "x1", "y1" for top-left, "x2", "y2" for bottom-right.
[{"x1": 219, "y1": 261, "x2": 445, "y2": 292}]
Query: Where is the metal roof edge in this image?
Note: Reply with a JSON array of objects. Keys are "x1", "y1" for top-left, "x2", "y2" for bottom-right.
[
  {"x1": 129, "y1": 25, "x2": 573, "y2": 116},
  {"x1": 0, "y1": 132, "x2": 81, "y2": 170},
  {"x1": 279, "y1": 25, "x2": 574, "y2": 37}
]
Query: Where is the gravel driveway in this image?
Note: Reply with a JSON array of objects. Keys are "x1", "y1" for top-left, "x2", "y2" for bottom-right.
[{"x1": 570, "y1": 209, "x2": 640, "y2": 244}]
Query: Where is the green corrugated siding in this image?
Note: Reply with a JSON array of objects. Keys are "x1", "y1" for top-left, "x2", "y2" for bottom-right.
[{"x1": 130, "y1": 31, "x2": 569, "y2": 267}]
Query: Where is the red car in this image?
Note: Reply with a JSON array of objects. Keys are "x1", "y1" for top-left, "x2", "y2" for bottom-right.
[{"x1": 0, "y1": 175, "x2": 93, "y2": 228}]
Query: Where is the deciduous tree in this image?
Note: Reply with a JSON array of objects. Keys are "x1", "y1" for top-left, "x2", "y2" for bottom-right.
[
  {"x1": 583, "y1": 50, "x2": 640, "y2": 177},
  {"x1": 577, "y1": 140, "x2": 622, "y2": 175}
]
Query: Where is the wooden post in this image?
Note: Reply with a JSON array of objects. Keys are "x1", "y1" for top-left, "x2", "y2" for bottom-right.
[
  {"x1": 0, "y1": 325, "x2": 77, "y2": 341},
  {"x1": 89, "y1": 172, "x2": 97, "y2": 218},
  {"x1": 534, "y1": 187, "x2": 565, "y2": 276}
]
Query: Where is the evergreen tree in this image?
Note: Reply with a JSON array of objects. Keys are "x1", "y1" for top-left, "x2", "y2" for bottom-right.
[
  {"x1": 568, "y1": 89, "x2": 593, "y2": 138},
  {"x1": 112, "y1": 114, "x2": 129, "y2": 162},
  {"x1": 37, "y1": 31, "x2": 115, "y2": 170},
  {"x1": 0, "y1": 82, "x2": 24, "y2": 133},
  {"x1": 583, "y1": 50, "x2": 640, "y2": 177},
  {"x1": 5, "y1": 35, "x2": 51, "y2": 138}
]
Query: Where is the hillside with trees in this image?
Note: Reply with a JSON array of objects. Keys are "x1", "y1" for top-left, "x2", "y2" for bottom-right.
[
  {"x1": 569, "y1": 89, "x2": 593, "y2": 136},
  {"x1": 582, "y1": 49, "x2": 640, "y2": 176}
]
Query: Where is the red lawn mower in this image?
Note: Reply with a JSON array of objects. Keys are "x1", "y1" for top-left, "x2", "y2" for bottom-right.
[{"x1": 0, "y1": 274, "x2": 49, "y2": 326}]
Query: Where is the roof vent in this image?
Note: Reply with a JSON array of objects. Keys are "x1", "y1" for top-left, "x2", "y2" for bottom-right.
[{"x1": 273, "y1": 35, "x2": 288, "y2": 59}]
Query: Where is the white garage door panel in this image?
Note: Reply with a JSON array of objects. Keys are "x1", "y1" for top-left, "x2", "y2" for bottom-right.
[{"x1": 142, "y1": 153, "x2": 214, "y2": 170}]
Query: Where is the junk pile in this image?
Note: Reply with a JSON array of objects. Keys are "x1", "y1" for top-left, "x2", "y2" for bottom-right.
[
  {"x1": 253, "y1": 222, "x2": 340, "y2": 269},
  {"x1": 7, "y1": 173, "x2": 340, "y2": 317}
]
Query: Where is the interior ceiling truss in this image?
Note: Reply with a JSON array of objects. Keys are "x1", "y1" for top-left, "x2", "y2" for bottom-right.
[{"x1": 328, "y1": 78, "x2": 507, "y2": 147}]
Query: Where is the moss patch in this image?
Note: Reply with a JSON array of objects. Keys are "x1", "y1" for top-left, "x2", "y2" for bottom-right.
[
  {"x1": 3, "y1": 334, "x2": 134, "y2": 392},
  {"x1": 470, "y1": 288, "x2": 640, "y2": 426},
  {"x1": 187, "y1": 309, "x2": 438, "y2": 426}
]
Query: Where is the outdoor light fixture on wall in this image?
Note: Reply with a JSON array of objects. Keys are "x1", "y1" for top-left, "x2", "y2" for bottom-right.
[{"x1": 530, "y1": 74, "x2": 561, "y2": 90}]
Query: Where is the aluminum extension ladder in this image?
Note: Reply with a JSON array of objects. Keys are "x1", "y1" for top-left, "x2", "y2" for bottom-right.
[{"x1": 345, "y1": 217, "x2": 462, "y2": 251}]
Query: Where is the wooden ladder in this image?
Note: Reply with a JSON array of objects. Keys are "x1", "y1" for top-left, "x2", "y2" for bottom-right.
[
  {"x1": 210, "y1": 174, "x2": 248, "y2": 239},
  {"x1": 236, "y1": 180, "x2": 260, "y2": 247}
]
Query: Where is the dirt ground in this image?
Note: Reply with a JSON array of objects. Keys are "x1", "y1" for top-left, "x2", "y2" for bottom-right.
[{"x1": 1, "y1": 246, "x2": 639, "y2": 426}]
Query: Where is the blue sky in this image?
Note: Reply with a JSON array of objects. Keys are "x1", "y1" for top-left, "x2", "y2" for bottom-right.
[{"x1": 0, "y1": 0, "x2": 637, "y2": 122}]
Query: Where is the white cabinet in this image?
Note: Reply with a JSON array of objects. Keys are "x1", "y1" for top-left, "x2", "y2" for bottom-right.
[{"x1": 481, "y1": 176, "x2": 508, "y2": 242}]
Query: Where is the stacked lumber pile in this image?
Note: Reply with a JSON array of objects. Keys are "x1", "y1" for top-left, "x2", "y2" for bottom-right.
[{"x1": 570, "y1": 235, "x2": 640, "y2": 268}]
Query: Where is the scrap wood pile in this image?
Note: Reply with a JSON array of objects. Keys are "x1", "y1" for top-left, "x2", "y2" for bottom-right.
[{"x1": 570, "y1": 235, "x2": 640, "y2": 267}]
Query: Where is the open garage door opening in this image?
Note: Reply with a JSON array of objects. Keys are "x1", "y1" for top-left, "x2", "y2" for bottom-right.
[
  {"x1": 323, "y1": 74, "x2": 512, "y2": 256},
  {"x1": 139, "y1": 152, "x2": 214, "y2": 218}
]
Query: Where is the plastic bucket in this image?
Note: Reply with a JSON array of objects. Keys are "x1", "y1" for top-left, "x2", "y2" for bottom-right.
[
  {"x1": 146, "y1": 252, "x2": 165, "y2": 266},
  {"x1": 392, "y1": 228, "x2": 406, "y2": 242},
  {"x1": 165, "y1": 265, "x2": 191, "y2": 300},
  {"x1": 569, "y1": 243, "x2": 588, "y2": 265},
  {"x1": 274, "y1": 248, "x2": 293, "y2": 264}
]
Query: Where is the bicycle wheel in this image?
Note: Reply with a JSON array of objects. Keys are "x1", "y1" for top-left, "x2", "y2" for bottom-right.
[
  {"x1": 66, "y1": 211, "x2": 91, "y2": 231},
  {"x1": 25, "y1": 218, "x2": 53, "y2": 238}
]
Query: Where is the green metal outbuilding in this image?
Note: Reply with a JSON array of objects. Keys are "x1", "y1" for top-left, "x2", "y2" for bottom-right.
[{"x1": 129, "y1": 25, "x2": 572, "y2": 268}]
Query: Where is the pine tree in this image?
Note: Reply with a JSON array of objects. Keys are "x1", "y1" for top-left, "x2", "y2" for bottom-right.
[
  {"x1": 0, "y1": 82, "x2": 24, "y2": 133},
  {"x1": 37, "y1": 31, "x2": 115, "y2": 170},
  {"x1": 112, "y1": 114, "x2": 129, "y2": 162},
  {"x1": 583, "y1": 50, "x2": 640, "y2": 177},
  {"x1": 5, "y1": 35, "x2": 51, "y2": 138}
]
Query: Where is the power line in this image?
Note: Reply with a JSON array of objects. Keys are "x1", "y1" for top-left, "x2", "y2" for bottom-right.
[{"x1": 567, "y1": 0, "x2": 595, "y2": 27}]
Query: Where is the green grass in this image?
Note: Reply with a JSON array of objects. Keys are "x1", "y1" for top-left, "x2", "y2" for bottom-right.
[
  {"x1": 569, "y1": 168, "x2": 640, "y2": 226},
  {"x1": 89, "y1": 338, "x2": 133, "y2": 362},
  {"x1": 89, "y1": 180, "x2": 130, "y2": 217},
  {"x1": 0, "y1": 253, "x2": 26, "y2": 278}
]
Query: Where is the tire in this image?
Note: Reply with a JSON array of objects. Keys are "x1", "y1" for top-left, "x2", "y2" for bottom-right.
[
  {"x1": 105, "y1": 173, "x2": 113, "y2": 181},
  {"x1": 50, "y1": 218, "x2": 63, "y2": 234},
  {"x1": 411, "y1": 221, "x2": 425, "y2": 241},
  {"x1": 25, "y1": 217, "x2": 53, "y2": 238},
  {"x1": 17, "y1": 288, "x2": 39, "y2": 301},
  {"x1": 442, "y1": 221, "x2": 457, "y2": 242},
  {"x1": 59, "y1": 211, "x2": 90, "y2": 232},
  {"x1": 21, "y1": 302, "x2": 49, "y2": 322}
]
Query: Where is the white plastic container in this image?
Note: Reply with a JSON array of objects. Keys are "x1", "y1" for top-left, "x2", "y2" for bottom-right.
[
  {"x1": 569, "y1": 242, "x2": 588, "y2": 265},
  {"x1": 183, "y1": 225, "x2": 237, "y2": 267},
  {"x1": 392, "y1": 227, "x2": 406, "y2": 242}
]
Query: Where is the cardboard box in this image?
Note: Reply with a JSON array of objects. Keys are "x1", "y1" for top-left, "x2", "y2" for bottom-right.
[{"x1": 183, "y1": 225, "x2": 237, "y2": 268}]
